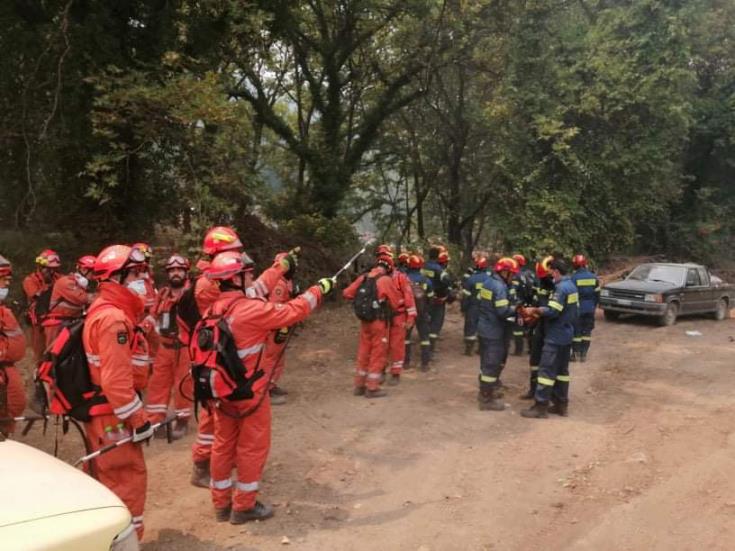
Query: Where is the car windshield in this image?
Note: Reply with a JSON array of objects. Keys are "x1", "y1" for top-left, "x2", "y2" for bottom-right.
[{"x1": 627, "y1": 265, "x2": 684, "y2": 285}]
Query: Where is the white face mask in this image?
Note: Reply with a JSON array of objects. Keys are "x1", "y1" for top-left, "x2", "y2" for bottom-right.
[
  {"x1": 74, "y1": 273, "x2": 89, "y2": 289},
  {"x1": 126, "y1": 279, "x2": 147, "y2": 296},
  {"x1": 0, "y1": 288, "x2": 8, "y2": 302}
]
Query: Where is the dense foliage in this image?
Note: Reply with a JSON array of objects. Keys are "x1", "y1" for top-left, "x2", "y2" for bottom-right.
[{"x1": 1, "y1": 0, "x2": 733, "y2": 265}]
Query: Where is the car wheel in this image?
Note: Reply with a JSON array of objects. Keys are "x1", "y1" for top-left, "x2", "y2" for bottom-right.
[
  {"x1": 714, "y1": 298, "x2": 729, "y2": 321},
  {"x1": 658, "y1": 302, "x2": 678, "y2": 326},
  {"x1": 603, "y1": 310, "x2": 620, "y2": 322}
]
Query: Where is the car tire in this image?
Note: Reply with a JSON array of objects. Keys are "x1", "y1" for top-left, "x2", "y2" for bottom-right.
[
  {"x1": 603, "y1": 310, "x2": 620, "y2": 322},
  {"x1": 714, "y1": 298, "x2": 729, "y2": 321},
  {"x1": 658, "y1": 302, "x2": 678, "y2": 327}
]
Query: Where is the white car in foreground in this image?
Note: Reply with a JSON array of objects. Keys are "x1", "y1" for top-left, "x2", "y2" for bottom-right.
[{"x1": 0, "y1": 438, "x2": 138, "y2": 551}]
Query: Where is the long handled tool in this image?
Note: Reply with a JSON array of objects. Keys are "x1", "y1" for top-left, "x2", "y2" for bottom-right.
[
  {"x1": 73, "y1": 414, "x2": 181, "y2": 467},
  {"x1": 330, "y1": 238, "x2": 375, "y2": 282}
]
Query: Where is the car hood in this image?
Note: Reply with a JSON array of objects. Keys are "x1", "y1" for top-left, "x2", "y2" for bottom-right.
[
  {"x1": 0, "y1": 440, "x2": 126, "y2": 527},
  {"x1": 604, "y1": 279, "x2": 679, "y2": 293}
]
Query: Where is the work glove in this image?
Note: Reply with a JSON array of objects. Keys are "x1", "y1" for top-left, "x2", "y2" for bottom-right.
[
  {"x1": 318, "y1": 277, "x2": 335, "y2": 296},
  {"x1": 279, "y1": 247, "x2": 300, "y2": 277},
  {"x1": 132, "y1": 421, "x2": 154, "y2": 443}
]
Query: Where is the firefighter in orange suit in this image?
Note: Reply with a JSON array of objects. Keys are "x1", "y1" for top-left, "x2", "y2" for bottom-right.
[
  {"x1": 43, "y1": 255, "x2": 95, "y2": 347},
  {"x1": 145, "y1": 254, "x2": 192, "y2": 437},
  {"x1": 0, "y1": 255, "x2": 28, "y2": 436},
  {"x1": 198, "y1": 250, "x2": 332, "y2": 524},
  {"x1": 83, "y1": 245, "x2": 154, "y2": 540},
  {"x1": 343, "y1": 255, "x2": 404, "y2": 398},
  {"x1": 23, "y1": 249, "x2": 61, "y2": 361}
]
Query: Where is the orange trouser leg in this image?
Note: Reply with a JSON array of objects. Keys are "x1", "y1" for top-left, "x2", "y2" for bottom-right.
[
  {"x1": 31, "y1": 324, "x2": 45, "y2": 362},
  {"x1": 86, "y1": 415, "x2": 147, "y2": 540},
  {"x1": 262, "y1": 334, "x2": 287, "y2": 387},
  {"x1": 367, "y1": 321, "x2": 389, "y2": 390},
  {"x1": 388, "y1": 314, "x2": 407, "y2": 375},
  {"x1": 192, "y1": 406, "x2": 214, "y2": 463},
  {"x1": 354, "y1": 323, "x2": 372, "y2": 389},
  {"x1": 145, "y1": 346, "x2": 175, "y2": 423},
  {"x1": 172, "y1": 347, "x2": 192, "y2": 418},
  {"x1": 0, "y1": 366, "x2": 27, "y2": 435},
  {"x1": 43, "y1": 322, "x2": 62, "y2": 348}
]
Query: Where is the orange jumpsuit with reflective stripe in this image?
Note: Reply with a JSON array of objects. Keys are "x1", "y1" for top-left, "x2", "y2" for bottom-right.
[
  {"x1": 42, "y1": 273, "x2": 90, "y2": 347},
  {"x1": 190, "y1": 261, "x2": 290, "y2": 464},
  {"x1": 82, "y1": 282, "x2": 151, "y2": 540},
  {"x1": 0, "y1": 305, "x2": 27, "y2": 435},
  {"x1": 23, "y1": 270, "x2": 59, "y2": 360},
  {"x1": 261, "y1": 276, "x2": 293, "y2": 388},
  {"x1": 145, "y1": 284, "x2": 191, "y2": 422},
  {"x1": 209, "y1": 286, "x2": 323, "y2": 512},
  {"x1": 343, "y1": 267, "x2": 404, "y2": 390},
  {"x1": 387, "y1": 270, "x2": 416, "y2": 375}
]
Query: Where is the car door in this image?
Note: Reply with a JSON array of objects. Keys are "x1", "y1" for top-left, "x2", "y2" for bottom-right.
[
  {"x1": 698, "y1": 267, "x2": 717, "y2": 312},
  {"x1": 682, "y1": 268, "x2": 704, "y2": 314}
]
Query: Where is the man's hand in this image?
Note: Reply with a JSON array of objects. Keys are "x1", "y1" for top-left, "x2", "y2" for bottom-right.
[
  {"x1": 317, "y1": 278, "x2": 335, "y2": 296},
  {"x1": 132, "y1": 421, "x2": 154, "y2": 443}
]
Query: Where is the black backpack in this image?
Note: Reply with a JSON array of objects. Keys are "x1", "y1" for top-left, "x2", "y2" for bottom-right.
[
  {"x1": 33, "y1": 287, "x2": 53, "y2": 322},
  {"x1": 36, "y1": 318, "x2": 108, "y2": 422},
  {"x1": 176, "y1": 280, "x2": 201, "y2": 345},
  {"x1": 189, "y1": 298, "x2": 264, "y2": 405},
  {"x1": 352, "y1": 274, "x2": 388, "y2": 322}
]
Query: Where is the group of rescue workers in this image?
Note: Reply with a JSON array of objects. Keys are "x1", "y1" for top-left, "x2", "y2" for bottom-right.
[{"x1": 0, "y1": 229, "x2": 599, "y2": 544}]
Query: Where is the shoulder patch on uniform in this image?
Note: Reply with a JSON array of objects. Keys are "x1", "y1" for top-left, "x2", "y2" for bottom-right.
[{"x1": 117, "y1": 331, "x2": 129, "y2": 345}]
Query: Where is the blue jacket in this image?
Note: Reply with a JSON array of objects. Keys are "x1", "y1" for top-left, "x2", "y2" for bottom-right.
[
  {"x1": 539, "y1": 276, "x2": 579, "y2": 346},
  {"x1": 422, "y1": 261, "x2": 452, "y2": 299},
  {"x1": 407, "y1": 269, "x2": 434, "y2": 296},
  {"x1": 477, "y1": 273, "x2": 512, "y2": 340},
  {"x1": 462, "y1": 269, "x2": 490, "y2": 310},
  {"x1": 572, "y1": 268, "x2": 600, "y2": 315}
]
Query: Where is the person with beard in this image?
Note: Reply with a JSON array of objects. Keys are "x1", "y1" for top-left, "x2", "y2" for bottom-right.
[
  {"x1": 23, "y1": 249, "x2": 62, "y2": 361},
  {"x1": 42, "y1": 255, "x2": 96, "y2": 347},
  {"x1": 145, "y1": 254, "x2": 192, "y2": 438},
  {"x1": 82, "y1": 245, "x2": 155, "y2": 540}
]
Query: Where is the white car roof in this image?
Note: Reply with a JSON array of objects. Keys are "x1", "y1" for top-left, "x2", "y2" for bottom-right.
[{"x1": 0, "y1": 440, "x2": 126, "y2": 528}]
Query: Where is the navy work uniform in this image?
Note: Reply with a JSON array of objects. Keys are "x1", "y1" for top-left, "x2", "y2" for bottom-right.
[
  {"x1": 476, "y1": 273, "x2": 511, "y2": 410},
  {"x1": 422, "y1": 260, "x2": 452, "y2": 351},
  {"x1": 405, "y1": 269, "x2": 434, "y2": 370},
  {"x1": 462, "y1": 268, "x2": 489, "y2": 355},
  {"x1": 571, "y1": 268, "x2": 600, "y2": 362}
]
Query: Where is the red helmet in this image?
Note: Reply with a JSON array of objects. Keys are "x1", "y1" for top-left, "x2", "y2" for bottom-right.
[
  {"x1": 94, "y1": 245, "x2": 147, "y2": 281},
  {"x1": 202, "y1": 226, "x2": 243, "y2": 256},
  {"x1": 438, "y1": 251, "x2": 450, "y2": 265},
  {"x1": 397, "y1": 252, "x2": 410, "y2": 266},
  {"x1": 377, "y1": 253, "x2": 395, "y2": 270},
  {"x1": 408, "y1": 254, "x2": 422, "y2": 269},
  {"x1": 474, "y1": 256, "x2": 489, "y2": 270},
  {"x1": 36, "y1": 249, "x2": 61, "y2": 268},
  {"x1": 495, "y1": 256, "x2": 519, "y2": 275},
  {"x1": 536, "y1": 255, "x2": 554, "y2": 279},
  {"x1": 76, "y1": 255, "x2": 97, "y2": 272},
  {"x1": 0, "y1": 255, "x2": 12, "y2": 277},
  {"x1": 572, "y1": 254, "x2": 588, "y2": 269},
  {"x1": 205, "y1": 251, "x2": 254, "y2": 280},
  {"x1": 512, "y1": 254, "x2": 526, "y2": 267},
  {"x1": 132, "y1": 243, "x2": 153, "y2": 261},
  {"x1": 165, "y1": 254, "x2": 191, "y2": 271},
  {"x1": 375, "y1": 244, "x2": 394, "y2": 258}
]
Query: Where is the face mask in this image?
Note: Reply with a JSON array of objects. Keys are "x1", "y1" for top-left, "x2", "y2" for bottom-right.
[
  {"x1": 126, "y1": 279, "x2": 147, "y2": 296},
  {"x1": 74, "y1": 273, "x2": 89, "y2": 289},
  {"x1": 0, "y1": 288, "x2": 8, "y2": 302}
]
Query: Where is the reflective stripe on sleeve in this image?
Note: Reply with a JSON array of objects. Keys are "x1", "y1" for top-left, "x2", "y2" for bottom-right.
[
  {"x1": 114, "y1": 395, "x2": 143, "y2": 420},
  {"x1": 85, "y1": 353, "x2": 100, "y2": 365},
  {"x1": 479, "y1": 289, "x2": 493, "y2": 301},
  {"x1": 494, "y1": 299, "x2": 509, "y2": 307},
  {"x1": 302, "y1": 290, "x2": 317, "y2": 311},
  {"x1": 548, "y1": 301, "x2": 563, "y2": 312},
  {"x1": 462, "y1": 289, "x2": 472, "y2": 296},
  {"x1": 4, "y1": 328, "x2": 23, "y2": 337},
  {"x1": 407, "y1": 307, "x2": 417, "y2": 315},
  {"x1": 575, "y1": 279, "x2": 597, "y2": 286},
  {"x1": 237, "y1": 343, "x2": 264, "y2": 359},
  {"x1": 567, "y1": 293, "x2": 579, "y2": 304}
]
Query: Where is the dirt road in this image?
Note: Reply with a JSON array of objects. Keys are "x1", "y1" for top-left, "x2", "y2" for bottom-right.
[{"x1": 18, "y1": 304, "x2": 735, "y2": 550}]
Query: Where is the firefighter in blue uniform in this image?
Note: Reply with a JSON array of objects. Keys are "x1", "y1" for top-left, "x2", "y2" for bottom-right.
[
  {"x1": 570, "y1": 254, "x2": 600, "y2": 362},
  {"x1": 520, "y1": 256, "x2": 556, "y2": 400},
  {"x1": 476, "y1": 257, "x2": 516, "y2": 412},
  {"x1": 422, "y1": 247, "x2": 453, "y2": 353},
  {"x1": 406, "y1": 254, "x2": 434, "y2": 371},
  {"x1": 461, "y1": 256, "x2": 490, "y2": 356},
  {"x1": 511, "y1": 254, "x2": 534, "y2": 355},
  {"x1": 520, "y1": 257, "x2": 579, "y2": 418}
]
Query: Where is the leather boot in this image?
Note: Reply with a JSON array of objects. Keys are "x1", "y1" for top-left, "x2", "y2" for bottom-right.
[
  {"x1": 353, "y1": 386, "x2": 366, "y2": 396},
  {"x1": 365, "y1": 388, "x2": 387, "y2": 398},
  {"x1": 191, "y1": 460, "x2": 211, "y2": 488},
  {"x1": 521, "y1": 401, "x2": 549, "y2": 419},
  {"x1": 548, "y1": 401, "x2": 568, "y2": 417},
  {"x1": 230, "y1": 502, "x2": 274, "y2": 524},
  {"x1": 215, "y1": 505, "x2": 232, "y2": 522},
  {"x1": 478, "y1": 388, "x2": 505, "y2": 411},
  {"x1": 464, "y1": 340, "x2": 475, "y2": 356},
  {"x1": 387, "y1": 374, "x2": 400, "y2": 386}
]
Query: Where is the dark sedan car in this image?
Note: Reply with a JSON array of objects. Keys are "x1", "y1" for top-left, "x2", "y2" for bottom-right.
[{"x1": 600, "y1": 263, "x2": 732, "y2": 326}]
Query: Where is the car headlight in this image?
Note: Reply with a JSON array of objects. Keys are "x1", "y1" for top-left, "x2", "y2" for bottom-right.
[
  {"x1": 644, "y1": 293, "x2": 663, "y2": 303},
  {"x1": 110, "y1": 523, "x2": 139, "y2": 551},
  {"x1": 600, "y1": 289, "x2": 610, "y2": 297}
]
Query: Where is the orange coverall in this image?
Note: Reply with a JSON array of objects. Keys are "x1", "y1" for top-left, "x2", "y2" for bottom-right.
[
  {"x1": 261, "y1": 276, "x2": 293, "y2": 389},
  {"x1": 42, "y1": 273, "x2": 90, "y2": 347},
  {"x1": 208, "y1": 285, "x2": 323, "y2": 513},
  {"x1": 23, "y1": 270, "x2": 59, "y2": 360},
  {"x1": 343, "y1": 267, "x2": 403, "y2": 390},
  {"x1": 387, "y1": 270, "x2": 417, "y2": 375},
  {"x1": 82, "y1": 282, "x2": 152, "y2": 540},
  {"x1": 0, "y1": 305, "x2": 27, "y2": 435}
]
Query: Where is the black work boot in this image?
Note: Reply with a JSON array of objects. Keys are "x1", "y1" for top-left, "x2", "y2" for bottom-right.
[
  {"x1": 353, "y1": 386, "x2": 366, "y2": 396},
  {"x1": 230, "y1": 502, "x2": 274, "y2": 524},
  {"x1": 387, "y1": 374, "x2": 400, "y2": 386},
  {"x1": 570, "y1": 351, "x2": 578, "y2": 362},
  {"x1": 215, "y1": 505, "x2": 232, "y2": 522},
  {"x1": 191, "y1": 460, "x2": 211, "y2": 488},
  {"x1": 478, "y1": 389, "x2": 505, "y2": 411},
  {"x1": 365, "y1": 388, "x2": 387, "y2": 399},
  {"x1": 430, "y1": 338, "x2": 437, "y2": 353},
  {"x1": 548, "y1": 401, "x2": 569, "y2": 417},
  {"x1": 419, "y1": 362, "x2": 430, "y2": 372},
  {"x1": 464, "y1": 340, "x2": 475, "y2": 356},
  {"x1": 521, "y1": 401, "x2": 549, "y2": 419}
]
